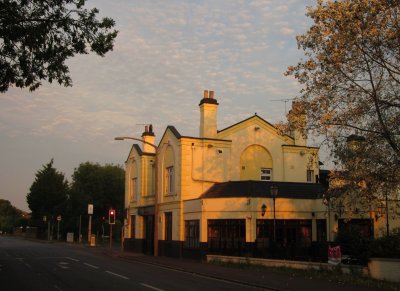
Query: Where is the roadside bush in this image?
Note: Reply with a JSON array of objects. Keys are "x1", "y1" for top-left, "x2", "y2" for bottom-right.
[
  {"x1": 369, "y1": 229, "x2": 400, "y2": 258},
  {"x1": 335, "y1": 226, "x2": 371, "y2": 265}
]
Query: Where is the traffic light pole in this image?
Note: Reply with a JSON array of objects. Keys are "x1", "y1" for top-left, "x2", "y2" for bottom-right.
[
  {"x1": 109, "y1": 224, "x2": 113, "y2": 249},
  {"x1": 88, "y1": 214, "x2": 92, "y2": 244}
]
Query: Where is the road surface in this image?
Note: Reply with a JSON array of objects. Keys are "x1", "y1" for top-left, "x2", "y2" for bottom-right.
[{"x1": 0, "y1": 236, "x2": 266, "y2": 291}]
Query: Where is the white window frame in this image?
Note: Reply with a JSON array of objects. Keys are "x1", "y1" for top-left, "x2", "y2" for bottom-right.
[
  {"x1": 165, "y1": 166, "x2": 174, "y2": 194},
  {"x1": 260, "y1": 168, "x2": 272, "y2": 181}
]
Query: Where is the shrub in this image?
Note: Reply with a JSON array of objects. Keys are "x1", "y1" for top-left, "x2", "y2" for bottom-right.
[
  {"x1": 370, "y1": 229, "x2": 400, "y2": 258},
  {"x1": 335, "y1": 226, "x2": 371, "y2": 265}
]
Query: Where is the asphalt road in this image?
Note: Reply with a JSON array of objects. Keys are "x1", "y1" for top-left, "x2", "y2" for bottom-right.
[{"x1": 0, "y1": 236, "x2": 264, "y2": 291}]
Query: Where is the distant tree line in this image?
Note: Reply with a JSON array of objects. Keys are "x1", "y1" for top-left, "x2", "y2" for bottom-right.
[
  {"x1": 26, "y1": 159, "x2": 124, "y2": 241},
  {"x1": 0, "y1": 199, "x2": 26, "y2": 233}
]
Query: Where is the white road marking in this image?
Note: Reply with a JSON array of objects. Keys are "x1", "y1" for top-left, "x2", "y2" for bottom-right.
[
  {"x1": 24, "y1": 263, "x2": 32, "y2": 269},
  {"x1": 58, "y1": 262, "x2": 69, "y2": 269},
  {"x1": 140, "y1": 283, "x2": 165, "y2": 291},
  {"x1": 105, "y1": 270, "x2": 129, "y2": 280},
  {"x1": 54, "y1": 284, "x2": 63, "y2": 291},
  {"x1": 84, "y1": 263, "x2": 99, "y2": 269},
  {"x1": 65, "y1": 257, "x2": 79, "y2": 262}
]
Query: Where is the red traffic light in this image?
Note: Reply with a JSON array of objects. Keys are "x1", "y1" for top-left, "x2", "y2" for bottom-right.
[{"x1": 108, "y1": 209, "x2": 116, "y2": 224}]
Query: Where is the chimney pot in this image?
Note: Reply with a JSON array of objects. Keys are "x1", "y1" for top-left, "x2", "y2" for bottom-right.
[
  {"x1": 204, "y1": 90, "x2": 209, "y2": 98},
  {"x1": 209, "y1": 90, "x2": 214, "y2": 99},
  {"x1": 145, "y1": 125, "x2": 149, "y2": 132}
]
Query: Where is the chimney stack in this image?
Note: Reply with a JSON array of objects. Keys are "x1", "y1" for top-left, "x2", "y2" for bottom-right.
[
  {"x1": 141, "y1": 124, "x2": 156, "y2": 153},
  {"x1": 199, "y1": 89, "x2": 219, "y2": 138}
]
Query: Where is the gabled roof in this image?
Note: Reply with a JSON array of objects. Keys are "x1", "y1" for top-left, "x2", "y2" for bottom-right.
[
  {"x1": 125, "y1": 144, "x2": 156, "y2": 162},
  {"x1": 158, "y1": 125, "x2": 182, "y2": 145},
  {"x1": 158, "y1": 125, "x2": 231, "y2": 143},
  {"x1": 200, "y1": 180, "x2": 326, "y2": 200},
  {"x1": 217, "y1": 114, "x2": 293, "y2": 141}
]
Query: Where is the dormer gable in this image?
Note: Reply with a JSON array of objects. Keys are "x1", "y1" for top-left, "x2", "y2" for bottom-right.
[{"x1": 217, "y1": 114, "x2": 294, "y2": 145}]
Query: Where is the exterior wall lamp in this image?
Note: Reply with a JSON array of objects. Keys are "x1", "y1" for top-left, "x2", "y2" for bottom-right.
[{"x1": 261, "y1": 204, "x2": 267, "y2": 216}]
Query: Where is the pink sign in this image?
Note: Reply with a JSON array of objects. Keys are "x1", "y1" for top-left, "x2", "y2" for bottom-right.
[{"x1": 328, "y1": 245, "x2": 342, "y2": 265}]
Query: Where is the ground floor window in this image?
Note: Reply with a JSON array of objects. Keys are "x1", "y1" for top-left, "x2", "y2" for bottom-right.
[
  {"x1": 130, "y1": 215, "x2": 135, "y2": 239},
  {"x1": 256, "y1": 219, "x2": 312, "y2": 247},
  {"x1": 207, "y1": 219, "x2": 245, "y2": 250},
  {"x1": 184, "y1": 220, "x2": 199, "y2": 249}
]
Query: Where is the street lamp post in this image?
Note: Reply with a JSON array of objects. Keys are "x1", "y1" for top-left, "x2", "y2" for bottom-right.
[
  {"x1": 323, "y1": 194, "x2": 331, "y2": 241},
  {"x1": 384, "y1": 190, "x2": 390, "y2": 236},
  {"x1": 115, "y1": 136, "x2": 159, "y2": 256},
  {"x1": 270, "y1": 185, "x2": 278, "y2": 243}
]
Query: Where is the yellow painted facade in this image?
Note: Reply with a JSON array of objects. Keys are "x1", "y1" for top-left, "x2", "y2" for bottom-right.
[{"x1": 123, "y1": 91, "x2": 399, "y2": 256}]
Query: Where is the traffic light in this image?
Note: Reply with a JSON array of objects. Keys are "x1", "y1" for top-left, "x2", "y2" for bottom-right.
[{"x1": 109, "y1": 209, "x2": 116, "y2": 225}]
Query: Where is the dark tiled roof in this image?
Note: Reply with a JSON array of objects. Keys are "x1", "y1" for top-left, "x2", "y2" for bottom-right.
[{"x1": 200, "y1": 180, "x2": 326, "y2": 200}]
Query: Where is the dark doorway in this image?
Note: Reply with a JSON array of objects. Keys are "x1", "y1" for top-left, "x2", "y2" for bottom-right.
[{"x1": 143, "y1": 215, "x2": 154, "y2": 255}]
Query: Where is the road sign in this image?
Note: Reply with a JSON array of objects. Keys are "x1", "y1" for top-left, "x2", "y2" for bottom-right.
[
  {"x1": 57, "y1": 215, "x2": 62, "y2": 221},
  {"x1": 88, "y1": 204, "x2": 94, "y2": 214}
]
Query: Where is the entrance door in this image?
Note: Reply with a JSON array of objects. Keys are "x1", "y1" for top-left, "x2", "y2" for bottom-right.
[{"x1": 143, "y1": 215, "x2": 154, "y2": 255}]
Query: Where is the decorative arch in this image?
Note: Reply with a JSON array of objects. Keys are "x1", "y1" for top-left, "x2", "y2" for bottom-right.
[
  {"x1": 240, "y1": 144, "x2": 273, "y2": 181},
  {"x1": 163, "y1": 145, "x2": 175, "y2": 194}
]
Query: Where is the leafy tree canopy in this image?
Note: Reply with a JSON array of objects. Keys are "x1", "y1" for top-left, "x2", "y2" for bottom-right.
[
  {"x1": 0, "y1": 0, "x2": 118, "y2": 92},
  {"x1": 287, "y1": 0, "x2": 400, "y2": 207},
  {"x1": 0, "y1": 199, "x2": 22, "y2": 232},
  {"x1": 26, "y1": 159, "x2": 69, "y2": 222},
  {"x1": 69, "y1": 162, "x2": 124, "y2": 221}
]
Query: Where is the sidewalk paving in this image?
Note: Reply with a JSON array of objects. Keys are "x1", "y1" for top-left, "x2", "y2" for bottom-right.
[{"x1": 97, "y1": 248, "x2": 390, "y2": 291}]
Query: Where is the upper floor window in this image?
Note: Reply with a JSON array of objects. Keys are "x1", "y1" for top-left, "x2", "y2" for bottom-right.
[
  {"x1": 261, "y1": 168, "x2": 272, "y2": 181},
  {"x1": 131, "y1": 177, "x2": 138, "y2": 201},
  {"x1": 307, "y1": 170, "x2": 314, "y2": 183},
  {"x1": 165, "y1": 166, "x2": 174, "y2": 194}
]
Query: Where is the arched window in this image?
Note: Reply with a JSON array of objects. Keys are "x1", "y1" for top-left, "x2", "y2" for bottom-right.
[
  {"x1": 163, "y1": 146, "x2": 175, "y2": 195},
  {"x1": 240, "y1": 145, "x2": 273, "y2": 181},
  {"x1": 130, "y1": 160, "x2": 138, "y2": 201}
]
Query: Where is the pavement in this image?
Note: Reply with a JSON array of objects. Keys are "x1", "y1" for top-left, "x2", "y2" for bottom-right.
[{"x1": 91, "y1": 245, "x2": 391, "y2": 291}]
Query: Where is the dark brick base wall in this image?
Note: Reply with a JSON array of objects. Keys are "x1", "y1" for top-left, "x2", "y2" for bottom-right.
[
  {"x1": 124, "y1": 239, "x2": 145, "y2": 253},
  {"x1": 158, "y1": 240, "x2": 183, "y2": 258}
]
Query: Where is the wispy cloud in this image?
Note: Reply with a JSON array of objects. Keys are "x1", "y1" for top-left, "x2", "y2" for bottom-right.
[{"x1": 0, "y1": 0, "x2": 315, "y2": 210}]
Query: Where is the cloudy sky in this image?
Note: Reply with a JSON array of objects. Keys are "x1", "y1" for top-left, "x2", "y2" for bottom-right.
[{"x1": 0, "y1": 0, "x2": 318, "y2": 211}]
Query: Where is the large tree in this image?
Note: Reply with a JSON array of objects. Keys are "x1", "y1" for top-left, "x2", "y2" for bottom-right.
[
  {"x1": 0, "y1": 0, "x2": 118, "y2": 92},
  {"x1": 286, "y1": 1, "x2": 400, "y2": 208},
  {"x1": 26, "y1": 159, "x2": 69, "y2": 223},
  {"x1": 67, "y1": 162, "x2": 124, "y2": 235}
]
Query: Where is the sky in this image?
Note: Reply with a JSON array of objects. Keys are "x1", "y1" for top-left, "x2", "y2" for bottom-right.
[{"x1": 0, "y1": 0, "x2": 319, "y2": 212}]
